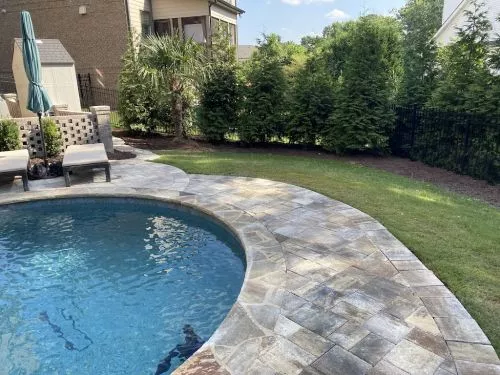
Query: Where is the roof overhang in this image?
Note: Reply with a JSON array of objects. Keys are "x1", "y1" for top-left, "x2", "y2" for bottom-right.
[
  {"x1": 433, "y1": 0, "x2": 469, "y2": 43},
  {"x1": 209, "y1": 0, "x2": 245, "y2": 15}
]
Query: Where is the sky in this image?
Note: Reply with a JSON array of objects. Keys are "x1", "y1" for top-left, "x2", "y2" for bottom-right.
[{"x1": 237, "y1": 0, "x2": 407, "y2": 45}]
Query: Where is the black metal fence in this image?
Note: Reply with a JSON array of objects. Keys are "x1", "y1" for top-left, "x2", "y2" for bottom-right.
[
  {"x1": 391, "y1": 106, "x2": 500, "y2": 183},
  {"x1": 0, "y1": 73, "x2": 17, "y2": 94},
  {"x1": 77, "y1": 73, "x2": 120, "y2": 127},
  {"x1": 74, "y1": 75, "x2": 500, "y2": 182}
]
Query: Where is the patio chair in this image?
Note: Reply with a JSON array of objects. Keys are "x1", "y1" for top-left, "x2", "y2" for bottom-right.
[
  {"x1": 62, "y1": 143, "x2": 111, "y2": 187},
  {"x1": 0, "y1": 149, "x2": 30, "y2": 191}
]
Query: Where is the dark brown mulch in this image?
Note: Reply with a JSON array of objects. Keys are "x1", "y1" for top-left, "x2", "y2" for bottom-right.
[
  {"x1": 113, "y1": 130, "x2": 207, "y2": 151},
  {"x1": 32, "y1": 150, "x2": 135, "y2": 163},
  {"x1": 30, "y1": 155, "x2": 63, "y2": 165},
  {"x1": 347, "y1": 156, "x2": 500, "y2": 208},
  {"x1": 113, "y1": 130, "x2": 500, "y2": 208},
  {"x1": 108, "y1": 150, "x2": 136, "y2": 160}
]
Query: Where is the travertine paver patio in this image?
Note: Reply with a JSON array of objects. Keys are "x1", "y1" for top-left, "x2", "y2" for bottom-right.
[{"x1": 0, "y1": 140, "x2": 498, "y2": 375}]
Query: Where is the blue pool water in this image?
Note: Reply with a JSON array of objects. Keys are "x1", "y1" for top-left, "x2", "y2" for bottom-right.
[{"x1": 0, "y1": 198, "x2": 245, "y2": 375}]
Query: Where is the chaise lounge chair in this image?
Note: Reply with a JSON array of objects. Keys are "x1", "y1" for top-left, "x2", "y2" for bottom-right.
[
  {"x1": 0, "y1": 149, "x2": 30, "y2": 192},
  {"x1": 62, "y1": 144, "x2": 111, "y2": 187}
]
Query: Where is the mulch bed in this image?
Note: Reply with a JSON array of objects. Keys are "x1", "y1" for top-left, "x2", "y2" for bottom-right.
[
  {"x1": 108, "y1": 150, "x2": 136, "y2": 160},
  {"x1": 113, "y1": 130, "x2": 500, "y2": 208},
  {"x1": 26, "y1": 149, "x2": 136, "y2": 180},
  {"x1": 29, "y1": 149, "x2": 136, "y2": 164}
]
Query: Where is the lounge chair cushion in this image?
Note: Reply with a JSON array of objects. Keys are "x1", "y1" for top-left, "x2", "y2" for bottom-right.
[
  {"x1": 63, "y1": 144, "x2": 108, "y2": 167},
  {"x1": 0, "y1": 149, "x2": 30, "y2": 173}
]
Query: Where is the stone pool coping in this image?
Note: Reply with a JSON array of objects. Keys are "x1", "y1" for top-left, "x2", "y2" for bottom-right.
[
  {"x1": 0, "y1": 187, "x2": 286, "y2": 374},
  {"x1": 0, "y1": 147, "x2": 499, "y2": 375}
]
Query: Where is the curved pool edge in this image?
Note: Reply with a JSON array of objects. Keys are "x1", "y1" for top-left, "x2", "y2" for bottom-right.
[
  {"x1": 0, "y1": 187, "x2": 286, "y2": 375},
  {"x1": 1, "y1": 179, "x2": 498, "y2": 375}
]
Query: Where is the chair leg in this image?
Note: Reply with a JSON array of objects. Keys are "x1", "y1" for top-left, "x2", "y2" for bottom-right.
[
  {"x1": 22, "y1": 171, "x2": 29, "y2": 192},
  {"x1": 64, "y1": 168, "x2": 71, "y2": 187},
  {"x1": 105, "y1": 164, "x2": 111, "y2": 183}
]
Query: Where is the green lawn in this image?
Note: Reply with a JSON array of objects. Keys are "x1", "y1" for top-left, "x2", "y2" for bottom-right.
[{"x1": 155, "y1": 151, "x2": 500, "y2": 353}]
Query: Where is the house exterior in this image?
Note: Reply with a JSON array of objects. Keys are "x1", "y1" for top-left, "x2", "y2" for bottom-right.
[
  {"x1": 0, "y1": 0, "x2": 244, "y2": 90},
  {"x1": 435, "y1": 0, "x2": 500, "y2": 45}
]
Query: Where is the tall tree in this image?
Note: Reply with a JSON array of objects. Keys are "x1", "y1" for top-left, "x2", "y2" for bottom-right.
[
  {"x1": 198, "y1": 25, "x2": 240, "y2": 142},
  {"x1": 429, "y1": 1, "x2": 495, "y2": 113},
  {"x1": 239, "y1": 34, "x2": 292, "y2": 143},
  {"x1": 398, "y1": 0, "x2": 443, "y2": 106},
  {"x1": 489, "y1": 16, "x2": 500, "y2": 70},
  {"x1": 139, "y1": 35, "x2": 207, "y2": 138},
  {"x1": 488, "y1": 16, "x2": 500, "y2": 113},
  {"x1": 288, "y1": 48, "x2": 335, "y2": 145},
  {"x1": 323, "y1": 16, "x2": 403, "y2": 153}
]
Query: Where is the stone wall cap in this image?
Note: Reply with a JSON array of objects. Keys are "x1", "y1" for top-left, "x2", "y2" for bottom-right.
[{"x1": 90, "y1": 105, "x2": 111, "y2": 112}]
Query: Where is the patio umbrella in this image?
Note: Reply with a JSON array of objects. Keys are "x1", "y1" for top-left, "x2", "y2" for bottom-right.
[{"x1": 20, "y1": 11, "x2": 52, "y2": 166}]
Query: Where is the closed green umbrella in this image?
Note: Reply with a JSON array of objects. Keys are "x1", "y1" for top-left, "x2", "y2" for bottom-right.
[{"x1": 20, "y1": 10, "x2": 52, "y2": 166}]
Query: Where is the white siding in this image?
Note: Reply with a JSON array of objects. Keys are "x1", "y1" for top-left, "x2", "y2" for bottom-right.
[
  {"x1": 128, "y1": 0, "x2": 151, "y2": 36},
  {"x1": 42, "y1": 65, "x2": 82, "y2": 114},
  {"x1": 442, "y1": 0, "x2": 464, "y2": 23},
  {"x1": 436, "y1": 0, "x2": 500, "y2": 45},
  {"x1": 211, "y1": 4, "x2": 237, "y2": 24},
  {"x1": 152, "y1": 0, "x2": 208, "y2": 20}
]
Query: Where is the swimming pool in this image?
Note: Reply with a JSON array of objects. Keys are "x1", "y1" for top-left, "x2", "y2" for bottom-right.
[{"x1": 0, "y1": 198, "x2": 245, "y2": 375}]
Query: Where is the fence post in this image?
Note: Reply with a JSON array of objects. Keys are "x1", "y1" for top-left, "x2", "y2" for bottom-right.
[
  {"x1": 86, "y1": 73, "x2": 95, "y2": 107},
  {"x1": 90, "y1": 105, "x2": 114, "y2": 153},
  {"x1": 461, "y1": 117, "x2": 472, "y2": 173},
  {"x1": 410, "y1": 104, "x2": 418, "y2": 151},
  {"x1": 77, "y1": 73, "x2": 83, "y2": 106}
]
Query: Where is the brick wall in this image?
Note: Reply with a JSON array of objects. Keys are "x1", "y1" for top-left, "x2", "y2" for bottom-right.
[{"x1": 0, "y1": 0, "x2": 129, "y2": 90}]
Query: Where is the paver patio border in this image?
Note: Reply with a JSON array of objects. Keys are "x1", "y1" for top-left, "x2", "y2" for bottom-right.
[{"x1": 0, "y1": 142, "x2": 498, "y2": 374}]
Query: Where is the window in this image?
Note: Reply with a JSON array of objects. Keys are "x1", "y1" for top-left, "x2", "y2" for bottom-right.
[
  {"x1": 172, "y1": 18, "x2": 180, "y2": 36},
  {"x1": 182, "y1": 16, "x2": 207, "y2": 43},
  {"x1": 229, "y1": 23, "x2": 236, "y2": 45},
  {"x1": 153, "y1": 17, "x2": 209, "y2": 43},
  {"x1": 211, "y1": 17, "x2": 221, "y2": 36},
  {"x1": 154, "y1": 19, "x2": 172, "y2": 36},
  {"x1": 141, "y1": 11, "x2": 152, "y2": 36},
  {"x1": 211, "y1": 18, "x2": 236, "y2": 45}
]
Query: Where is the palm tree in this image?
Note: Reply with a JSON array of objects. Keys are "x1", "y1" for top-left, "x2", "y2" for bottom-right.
[{"x1": 139, "y1": 35, "x2": 207, "y2": 139}]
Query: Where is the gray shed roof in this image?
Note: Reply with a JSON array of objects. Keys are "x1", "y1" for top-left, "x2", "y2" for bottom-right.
[
  {"x1": 238, "y1": 45, "x2": 257, "y2": 61},
  {"x1": 14, "y1": 38, "x2": 74, "y2": 65}
]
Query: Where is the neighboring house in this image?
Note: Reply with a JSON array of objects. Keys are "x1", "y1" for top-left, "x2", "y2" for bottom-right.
[
  {"x1": 435, "y1": 0, "x2": 500, "y2": 45},
  {"x1": 237, "y1": 45, "x2": 258, "y2": 62},
  {"x1": 0, "y1": 0, "x2": 244, "y2": 90}
]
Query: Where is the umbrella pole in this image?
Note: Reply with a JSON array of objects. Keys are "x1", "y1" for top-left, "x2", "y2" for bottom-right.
[{"x1": 38, "y1": 112, "x2": 48, "y2": 167}]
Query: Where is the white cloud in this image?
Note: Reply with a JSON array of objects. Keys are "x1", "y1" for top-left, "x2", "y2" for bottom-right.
[
  {"x1": 281, "y1": 0, "x2": 335, "y2": 6},
  {"x1": 325, "y1": 8, "x2": 350, "y2": 20}
]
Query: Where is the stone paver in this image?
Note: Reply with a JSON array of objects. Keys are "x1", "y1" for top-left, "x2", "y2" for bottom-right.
[
  {"x1": 447, "y1": 342, "x2": 500, "y2": 364},
  {"x1": 312, "y1": 346, "x2": 372, "y2": 375},
  {"x1": 384, "y1": 340, "x2": 444, "y2": 374},
  {"x1": 455, "y1": 360, "x2": 500, "y2": 375},
  {"x1": 363, "y1": 313, "x2": 412, "y2": 344},
  {"x1": 435, "y1": 317, "x2": 491, "y2": 344},
  {"x1": 350, "y1": 333, "x2": 395, "y2": 365},
  {"x1": 0, "y1": 139, "x2": 498, "y2": 375}
]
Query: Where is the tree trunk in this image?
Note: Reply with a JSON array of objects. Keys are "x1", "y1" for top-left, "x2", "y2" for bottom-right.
[
  {"x1": 173, "y1": 93, "x2": 183, "y2": 139},
  {"x1": 171, "y1": 79, "x2": 185, "y2": 139}
]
